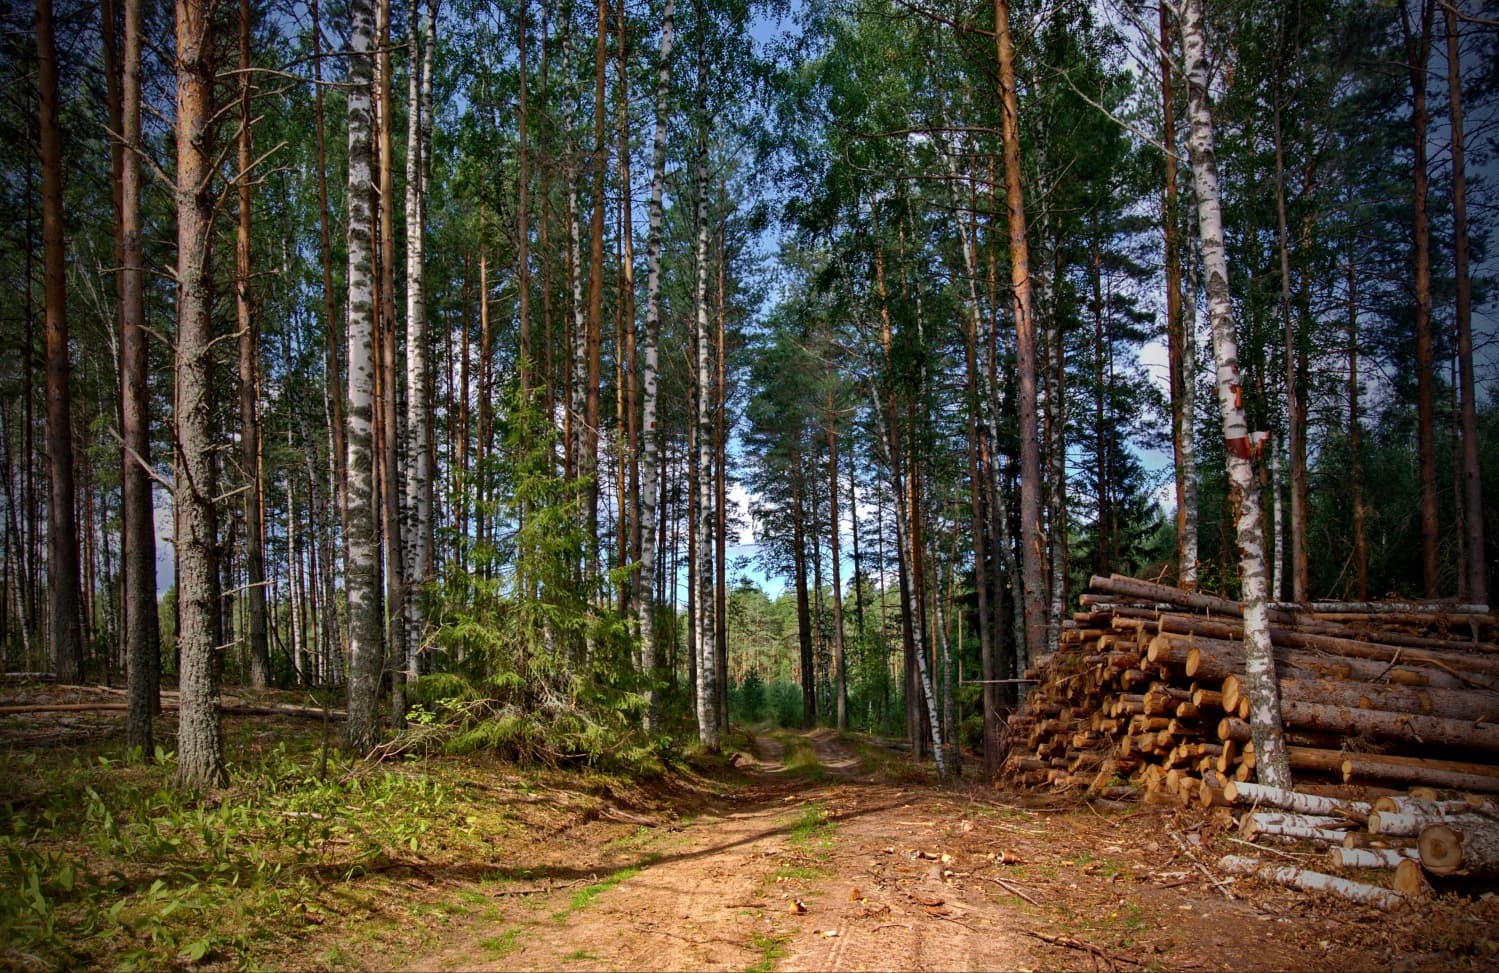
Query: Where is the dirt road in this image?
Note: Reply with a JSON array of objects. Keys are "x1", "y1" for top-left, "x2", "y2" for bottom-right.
[{"x1": 367, "y1": 730, "x2": 1493, "y2": 972}]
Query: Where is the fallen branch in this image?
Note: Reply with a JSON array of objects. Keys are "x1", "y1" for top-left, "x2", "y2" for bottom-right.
[
  {"x1": 979, "y1": 874, "x2": 1041, "y2": 906},
  {"x1": 1023, "y1": 928, "x2": 1144, "y2": 970}
]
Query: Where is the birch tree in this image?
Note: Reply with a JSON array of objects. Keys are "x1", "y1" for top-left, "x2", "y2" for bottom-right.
[
  {"x1": 345, "y1": 0, "x2": 384, "y2": 753},
  {"x1": 637, "y1": 0, "x2": 674, "y2": 732},
  {"x1": 1176, "y1": 0, "x2": 1291, "y2": 788},
  {"x1": 403, "y1": 0, "x2": 436, "y2": 694}
]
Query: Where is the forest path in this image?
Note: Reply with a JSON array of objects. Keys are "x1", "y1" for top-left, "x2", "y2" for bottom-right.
[
  {"x1": 361, "y1": 731, "x2": 1418, "y2": 973},
  {"x1": 400, "y1": 730, "x2": 1037, "y2": 971}
]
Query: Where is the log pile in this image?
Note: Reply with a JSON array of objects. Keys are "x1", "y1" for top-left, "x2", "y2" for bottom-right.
[{"x1": 1003, "y1": 574, "x2": 1499, "y2": 803}]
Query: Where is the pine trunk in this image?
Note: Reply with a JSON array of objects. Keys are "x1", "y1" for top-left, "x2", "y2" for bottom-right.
[
  {"x1": 1446, "y1": 5, "x2": 1485, "y2": 605},
  {"x1": 1176, "y1": 0, "x2": 1291, "y2": 789},
  {"x1": 1404, "y1": 0, "x2": 1440, "y2": 597},
  {"x1": 173, "y1": 0, "x2": 227, "y2": 788},
  {"x1": 37, "y1": 0, "x2": 83, "y2": 685},
  {"x1": 119, "y1": 0, "x2": 158, "y2": 753},
  {"x1": 994, "y1": 0, "x2": 1044, "y2": 671},
  {"x1": 237, "y1": 0, "x2": 269, "y2": 688}
]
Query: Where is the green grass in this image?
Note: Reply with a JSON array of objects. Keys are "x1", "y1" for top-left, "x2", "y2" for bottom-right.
[
  {"x1": 479, "y1": 928, "x2": 523, "y2": 958},
  {"x1": 788, "y1": 803, "x2": 835, "y2": 851},
  {"x1": 550, "y1": 865, "x2": 643, "y2": 921},
  {"x1": 744, "y1": 931, "x2": 788, "y2": 973},
  {"x1": 563, "y1": 947, "x2": 601, "y2": 961}
]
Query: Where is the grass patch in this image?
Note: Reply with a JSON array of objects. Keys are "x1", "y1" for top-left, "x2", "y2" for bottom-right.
[
  {"x1": 774, "y1": 864, "x2": 827, "y2": 882},
  {"x1": 744, "y1": 931, "x2": 788, "y2": 973},
  {"x1": 479, "y1": 928, "x2": 523, "y2": 958},
  {"x1": 787, "y1": 803, "x2": 835, "y2": 852},
  {"x1": 564, "y1": 947, "x2": 601, "y2": 961},
  {"x1": 550, "y1": 865, "x2": 643, "y2": 921}
]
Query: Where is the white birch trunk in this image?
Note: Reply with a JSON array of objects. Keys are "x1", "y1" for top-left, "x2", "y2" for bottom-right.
[
  {"x1": 637, "y1": 0, "x2": 673, "y2": 733},
  {"x1": 1180, "y1": 223, "x2": 1200, "y2": 587},
  {"x1": 1176, "y1": 0, "x2": 1291, "y2": 788},
  {"x1": 692, "y1": 24, "x2": 717, "y2": 751},
  {"x1": 344, "y1": 0, "x2": 383, "y2": 753},
  {"x1": 402, "y1": 0, "x2": 434, "y2": 692}
]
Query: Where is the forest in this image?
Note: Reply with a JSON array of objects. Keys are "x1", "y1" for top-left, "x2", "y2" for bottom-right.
[
  {"x1": 3, "y1": 0, "x2": 1498, "y2": 774},
  {"x1": 2, "y1": 0, "x2": 1499, "y2": 963}
]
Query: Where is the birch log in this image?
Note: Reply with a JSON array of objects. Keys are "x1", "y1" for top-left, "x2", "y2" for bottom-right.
[{"x1": 1217, "y1": 854, "x2": 1406, "y2": 909}]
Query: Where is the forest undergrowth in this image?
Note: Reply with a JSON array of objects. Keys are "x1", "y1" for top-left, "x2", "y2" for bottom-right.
[{"x1": 0, "y1": 689, "x2": 734, "y2": 971}]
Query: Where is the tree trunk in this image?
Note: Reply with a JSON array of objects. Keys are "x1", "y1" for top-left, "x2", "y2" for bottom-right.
[
  {"x1": 1272, "y1": 94, "x2": 1307, "y2": 604},
  {"x1": 1160, "y1": 3, "x2": 1196, "y2": 589},
  {"x1": 585, "y1": 0, "x2": 608, "y2": 580},
  {"x1": 403, "y1": 0, "x2": 434, "y2": 703},
  {"x1": 344, "y1": 0, "x2": 383, "y2": 754},
  {"x1": 692, "y1": 29, "x2": 717, "y2": 749},
  {"x1": 1446, "y1": 4, "x2": 1485, "y2": 606},
  {"x1": 714, "y1": 231, "x2": 729, "y2": 735},
  {"x1": 827, "y1": 380, "x2": 847, "y2": 731},
  {"x1": 1176, "y1": 0, "x2": 1291, "y2": 789},
  {"x1": 173, "y1": 0, "x2": 226, "y2": 788},
  {"x1": 1403, "y1": 0, "x2": 1440, "y2": 597},
  {"x1": 115, "y1": 0, "x2": 159, "y2": 753},
  {"x1": 993, "y1": 0, "x2": 1044, "y2": 672},
  {"x1": 36, "y1": 0, "x2": 83, "y2": 685},
  {"x1": 311, "y1": 0, "x2": 347, "y2": 536},
  {"x1": 237, "y1": 0, "x2": 269, "y2": 688},
  {"x1": 792, "y1": 458, "x2": 815, "y2": 727},
  {"x1": 1345, "y1": 242, "x2": 1367, "y2": 599},
  {"x1": 636, "y1": 0, "x2": 673, "y2": 732}
]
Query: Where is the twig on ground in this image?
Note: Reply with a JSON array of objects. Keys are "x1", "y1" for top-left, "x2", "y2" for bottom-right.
[
  {"x1": 1168, "y1": 830, "x2": 1236, "y2": 900},
  {"x1": 1023, "y1": 929, "x2": 1144, "y2": 970},
  {"x1": 979, "y1": 874, "x2": 1042, "y2": 906}
]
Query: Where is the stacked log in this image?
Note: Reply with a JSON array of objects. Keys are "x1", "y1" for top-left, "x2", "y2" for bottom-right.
[{"x1": 1003, "y1": 574, "x2": 1499, "y2": 804}]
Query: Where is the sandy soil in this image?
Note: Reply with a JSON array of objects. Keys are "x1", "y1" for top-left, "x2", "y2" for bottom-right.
[{"x1": 353, "y1": 730, "x2": 1497, "y2": 973}]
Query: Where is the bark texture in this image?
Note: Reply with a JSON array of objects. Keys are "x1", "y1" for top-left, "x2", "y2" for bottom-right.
[
  {"x1": 36, "y1": 0, "x2": 83, "y2": 685},
  {"x1": 173, "y1": 0, "x2": 227, "y2": 789},
  {"x1": 344, "y1": 0, "x2": 383, "y2": 753},
  {"x1": 636, "y1": 0, "x2": 673, "y2": 733},
  {"x1": 994, "y1": 0, "x2": 1044, "y2": 671},
  {"x1": 1175, "y1": 0, "x2": 1291, "y2": 788}
]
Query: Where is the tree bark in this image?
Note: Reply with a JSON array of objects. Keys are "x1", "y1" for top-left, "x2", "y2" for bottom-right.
[
  {"x1": 584, "y1": 0, "x2": 608, "y2": 579},
  {"x1": 1446, "y1": 3, "x2": 1485, "y2": 606},
  {"x1": 403, "y1": 0, "x2": 435, "y2": 703},
  {"x1": 994, "y1": 0, "x2": 1045, "y2": 672},
  {"x1": 172, "y1": 0, "x2": 226, "y2": 788},
  {"x1": 1347, "y1": 242, "x2": 1367, "y2": 599},
  {"x1": 312, "y1": 0, "x2": 347, "y2": 537},
  {"x1": 36, "y1": 0, "x2": 83, "y2": 685},
  {"x1": 636, "y1": 0, "x2": 673, "y2": 732},
  {"x1": 344, "y1": 0, "x2": 383, "y2": 754},
  {"x1": 1271, "y1": 92, "x2": 1307, "y2": 604},
  {"x1": 827, "y1": 379, "x2": 847, "y2": 732},
  {"x1": 1403, "y1": 0, "x2": 1440, "y2": 597},
  {"x1": 692, "y1": 24, "x2": 717, "y2": 749},
  {"x1": 1160, "y1": 3, "x2": 1197, "y2": 589},
  {"x1": 237, "y1": 0, "x2": 270, "y2": 688},
  {"x1": 119, "y1": 0, "x2": 158, "y2": 754},
  {"x1": 1176, "y1": 0, "x2": 1291, "y2": 788}
]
